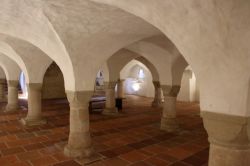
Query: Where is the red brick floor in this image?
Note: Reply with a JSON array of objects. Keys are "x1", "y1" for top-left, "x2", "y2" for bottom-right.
[{"x1": 0, "y1": 95, "x2": 208, "y2": 166}]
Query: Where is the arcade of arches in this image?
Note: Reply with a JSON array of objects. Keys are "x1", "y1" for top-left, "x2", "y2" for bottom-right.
[{"x1": 0, "y1": 1, "x2": 249, "y2": 166}]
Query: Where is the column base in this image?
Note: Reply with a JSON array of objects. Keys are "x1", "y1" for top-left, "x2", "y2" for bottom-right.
[
  {"x1": 102, "y1": 107, "x2": 118, "y2": 115},
  {"x1": 4, "y1": 104, "x2": 19, "y2": 112},
  {"x1": 64, "y1": 144, "x2": 94, "y2": 158},
  {"x1": 161, "y1": 117, "x2": 179, "y2": 132},
  {"x1": 20, "y1": 117, "x2": 47, "y2": 126}
]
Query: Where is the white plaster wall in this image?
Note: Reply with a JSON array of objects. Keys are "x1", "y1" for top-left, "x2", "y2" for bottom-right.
[
  {"x1": 0, "y1": 0, "x2": 75, "y2": 90},
  {"x1": 0, "y1": 54, "x2": 21, "y2": 81},
  {"x1": 91, "y1": 0, "x2": 250, "y2": 117},
  {"x1": 120, "y1": 60, "x2": 154, "y2": 98},
  {"x1": 178, "y1": 70, "x2": 191, "y2": 102},
  {"x1": 1, "y1": 0, "x2": 250, "y2": 116},
  {"x1": 126, "y1": 41, "x2": 172, "y2": 85},
  {"x1": 178, "y1": 69, "x2": 199, "y2": 102},
  {"x1": 0, "y1": 40, "x2": 53, "y2": 84}
]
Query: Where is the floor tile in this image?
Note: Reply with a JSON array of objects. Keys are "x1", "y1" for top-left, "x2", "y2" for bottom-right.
[
  {"x1": 1, "y1": 147, "x2": 25, "y2": 156},
  {"x1": 29, "y1": 155, "x2": 57, "y2": 166},
  {"x1": 119, "y1": 150, "x2": 149, "y2": 163},
  {"x1": 0, "y1": 96, "x2": 208, "y2": 166}
]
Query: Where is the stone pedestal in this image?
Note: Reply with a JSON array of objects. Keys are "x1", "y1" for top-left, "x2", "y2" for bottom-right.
[
  {"x1": 0, "y1": 79, "x2": 6, "y2": 102},
  {"x1": 5, "y1": 80, "x2": 19, "y2": 112},
  {"x1": 64, "y1": 91, "x2": 94, "y2": 158},
  {"x1": 103, "y1": 81, "x2": 118, "y2": 114},
  {"x1": 117, "y1": 79, "x2": 125, "y2": 98},
  {"x1": 152, "y1": 81, "x2": 162, "y2": 108},
  {"x1": 20, "y1": 83, "x2": 46, "y2": 126},
  {"x1": 160, "y1": 85, "x2": 180, "y2": 132},
  {"x1": 201, "y1": 111, "x2": 250, "y2": 166}
]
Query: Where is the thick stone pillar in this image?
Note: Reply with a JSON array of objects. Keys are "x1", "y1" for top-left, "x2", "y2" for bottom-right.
[
  {"x1": 64, "y1": 91, "x2": 94, "y2": 158},
  {"x1": 0, "y1": 79, "x2": 6, "y2": 102},
  {"x1": 5, "y1": 80, "x2": 19, "y2": 112},
  {"x1": 117, "y1": 79, "x2": 125, "y2": 98},
  {"x1": 161, "y1": 85, "x2": 180, "y2": 132},
  {"x1": 152, "y1": 81, "x2": 162, "y2": 107},
  {"x1": 103, "y1": 81, "x2": 118, "y2": 114},
  {"x1": 201, "y1": 111, "x2": 250, "y2": 166},
  {"x1": 20, "y1": 83, "x2": 46, "y2": 126}
]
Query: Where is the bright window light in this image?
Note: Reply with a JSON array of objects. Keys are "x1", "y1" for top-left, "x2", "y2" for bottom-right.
[
  {"x1": 19, "y1": 72, "x2": 28, "y2": 100},
  {"x1": 132, "y1": 82, "x2": 141, "y2": 91},
  {"x1": 138, "y1": 69, "x2": 145, "y2": 79},
  {"x1": 19, "y1": 93, "x2": 28, "y2": 100}
]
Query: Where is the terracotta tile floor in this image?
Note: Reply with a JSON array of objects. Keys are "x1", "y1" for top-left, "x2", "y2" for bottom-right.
[{"x1": 0, "y1": 95, "x2": 209, "y2": 166}]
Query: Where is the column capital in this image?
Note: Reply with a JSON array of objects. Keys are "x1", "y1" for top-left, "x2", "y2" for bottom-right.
[
  {"x1": 66, "y1": 91, "x2": 93, "y2": 108},
  {"x1": 27, "y1": 83, "x2": 43, "y2": 91},
  {"x1": 184, "y1": 70, "x2": 193, "y2": 78},
  {"x1": 117, "y1": 79, "x2": 125, "y2": 84},
  {"x1": 161, "y1": 85, "x2": 180, "y2": 97},
  {"x1": 201, "y1": 111, "x2": 250, "y2": 149},
  {"x1": 152, "y1": 81, "x2": 161, "y2": 88},
  {"x1": 104, "y1": 81, "x2": 117, "y2": 89},
  {"x1": 7, "y1": 80, "x2": 19, "y2": 87}
]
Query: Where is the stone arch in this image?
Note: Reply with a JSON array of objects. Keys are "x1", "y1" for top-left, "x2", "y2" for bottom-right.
[
  {"x1": 90, "y1": 0, "x2": 250, "y2": 117},
  {"x1": 42, "y1": 0, "x2": 164, "y2": 92},
  {"x1": 0, "y1": 34, "x2": 67, "y2": 85},
  {"x1": 0, "y1": 54, "x2": 22, "y2": 112},
  {"x1": 89, "y1": 0, "x2": 199, "y2": 70},
  {"x1": 134, "y1": 56, "x2": 159, "y2": 82},
  {"x1": 0, "y1": 1, "x2": 75, "y2": 90},
  {"x1": 0, "y1": 41, "x2": 29, "y2": 83},
  {"x1": 126, "y1": 38, "x2": 190, "y2": 87},
  {"x1": 126, "y1": 40, "x2": 173, "y2": 85},
  {"x1": 107, "y1": 48, "x2": 160, "y2": 83},
  {"x1": 120, "y1": 59, "x2": 156, "y2": 98},
  {"x1": 0, "y1": 54, "x2": 21, "y2": 81}
]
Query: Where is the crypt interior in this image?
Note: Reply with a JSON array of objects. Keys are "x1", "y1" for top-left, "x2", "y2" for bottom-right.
[{"x1": 0, "y1": 0, "x2": 249, "y2": 166}]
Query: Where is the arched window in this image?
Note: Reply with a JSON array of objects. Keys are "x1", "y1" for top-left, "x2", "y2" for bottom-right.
[
  {"x1": 138, "y1": 69, "x2": 145, "y2": 79},
  {"x1": 96, "y1": 70, "x2": 104, "y2": 86}
]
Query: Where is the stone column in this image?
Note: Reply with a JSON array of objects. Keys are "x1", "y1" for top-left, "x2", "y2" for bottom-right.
[
  {"x1": 201, "y1": 111, "x2": 250, "y2": 166},
  {"x1": 64, "y1": 91, "x2": 94, "y2": 158},
  {"x1": 103, "y1": 81, "x2": 118, "y2": 114},
  {"x1": 20, "y1": 83, "x2": 46, "y2": 126},
  {"x1": 152, "y1": 81, "x2": 162, "y2": 107},
  {"x1": 117, "y1": 79, "x2": 125, "y2": 98},
  {"x1": 161, "y1": 85, "x2": 180, "y2": 132},
  {"x1": 0, "y1": 79, "x2": 6, "y2": 102},
  {"x1": 5, "y1": 80, "x2": 19, "y2": 112}
]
